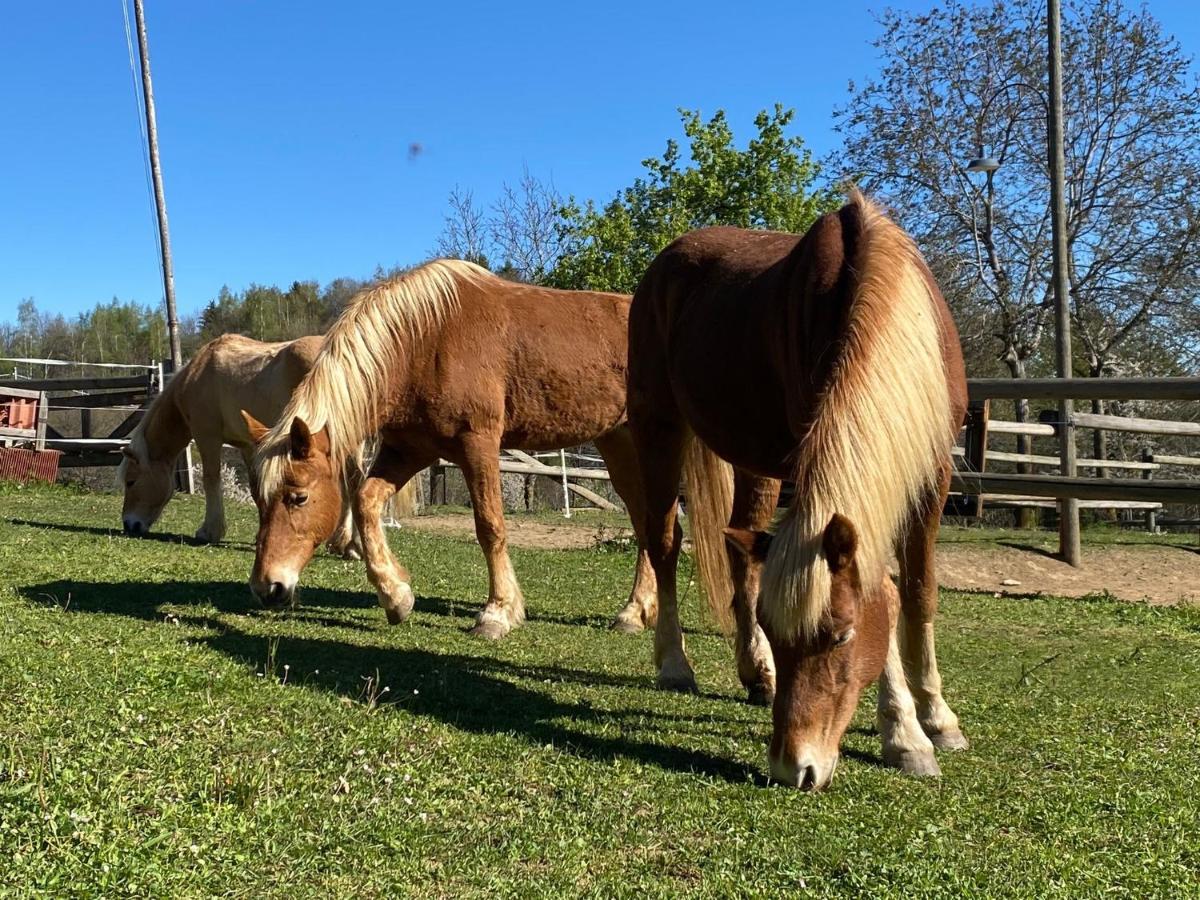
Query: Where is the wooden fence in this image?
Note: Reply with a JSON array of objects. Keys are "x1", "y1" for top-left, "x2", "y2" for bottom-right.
[{"x1": 951, "y1": 378, "x2": 1200, "y2": 549}]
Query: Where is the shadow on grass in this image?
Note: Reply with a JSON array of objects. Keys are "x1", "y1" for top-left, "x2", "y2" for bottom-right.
[
  {"x1": 6, "y1": 517, "x2": 256, "y2": 551},
  {"x1": 199, "y1": 622, "x2": 767, "y2": 786},
  {"x1": 18, "y1": 576, "x2": 771, "y2": 784},
  {"x1": 19, "y1": 577, "x2": 371, "y2": 622}
]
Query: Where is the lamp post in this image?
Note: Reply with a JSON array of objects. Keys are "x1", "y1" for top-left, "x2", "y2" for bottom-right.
[
  {"x1": 961, "y1": 1, "x2": 1080, "y2": 565},
  {"x1": 1046, "y1": 0, "x2": 1081, "y2": 565}
]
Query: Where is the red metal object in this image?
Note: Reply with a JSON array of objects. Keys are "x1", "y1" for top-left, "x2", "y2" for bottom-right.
[
  {"x1": 0, "y1": 396, "x2": 38, "y2": 431},
  {"x1": 0, "y1": 447, "x2": 61, "y2": 484}
]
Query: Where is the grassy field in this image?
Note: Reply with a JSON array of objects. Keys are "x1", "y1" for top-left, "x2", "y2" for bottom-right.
[{"x1": 1, "y1": 482, "x2": 1198, "y2": 897}]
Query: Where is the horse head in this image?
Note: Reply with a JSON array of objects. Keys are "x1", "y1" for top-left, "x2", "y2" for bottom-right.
[
  {"x1": 726, "y1": 514, "x2": 894, "y2": 791},
  {"x1": 118, "y1": 440, "x2": 176, "y2": 536},
  {"x1": 243, "y1": 411, "x2": 344, "y2": 608}
]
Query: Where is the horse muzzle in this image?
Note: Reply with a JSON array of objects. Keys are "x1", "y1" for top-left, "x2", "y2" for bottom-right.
[
  {"x1": 123, "y1": 517, "x2": 149, "y2": 537},
  {"x1": 251, "y1": 574, "x2": 297, "y2": 609},
  {"x1": 769, "y1": 747, "x2": 839, "y2": 791}
]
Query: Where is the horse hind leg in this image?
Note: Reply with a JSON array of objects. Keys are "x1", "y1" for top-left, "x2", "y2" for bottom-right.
[
  {"x1": 728, "y1": 469, "x2": 780, "y2": 706},
  {"x1": 628, "y1": 407, "x2": 694, "y2": 692},
  {"x1": 458, "y1": 432, "x2": 525, "y2": 640},
  {"x1": 593, "y1": 426, "x2": 658, "y2": 634},
  {"x1": 328, "y1": 461, "x2": 363, "y2": 559}
]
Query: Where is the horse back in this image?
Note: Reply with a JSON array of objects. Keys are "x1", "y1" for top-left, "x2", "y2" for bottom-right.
[
  {"x1": 405, "y1": 282, "x2": 633, "y2": 450},
  {"x1": 178, "y1": 334, "x2": 322, "y2": 450}
]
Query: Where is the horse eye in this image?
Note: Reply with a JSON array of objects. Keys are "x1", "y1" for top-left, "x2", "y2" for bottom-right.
[
  {"x1": 292, "y1": 493, "x2": 309, "y2": 507},
  {"x1": 126, "y1": 480, "x2": 135, "y2": 488},
  {"x1": 833, "y1": 628, "x2": 856, "y2": 647}
]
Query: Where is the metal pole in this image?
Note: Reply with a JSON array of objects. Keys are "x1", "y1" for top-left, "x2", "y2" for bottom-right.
[
  {"x1": 1047, "y1": 0, "x2": 1081, "y2": 565},
  {"x1": 133, "y1": 0, "x2": 182, "y2": 370}
]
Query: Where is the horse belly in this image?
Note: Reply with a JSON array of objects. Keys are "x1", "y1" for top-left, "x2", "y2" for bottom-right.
[{"x1": 501, "y1": 369, "x2": 627, "y2": 450}]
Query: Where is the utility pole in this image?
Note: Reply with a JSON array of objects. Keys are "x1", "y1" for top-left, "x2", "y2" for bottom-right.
[
  {"x1": 1047, "y1": 0, "x2": 1081, "y2": 565},
  {"x1": 134, "y1": 0, "x2": 191, "y2": 493},
  {"x1": 133, "y1": 0, "x2": 182, "y2": 371}
]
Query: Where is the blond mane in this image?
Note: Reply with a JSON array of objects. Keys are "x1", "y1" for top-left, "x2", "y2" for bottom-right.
[
  {"x1": 759, "y1": 193, "x2": 954, "y2": 639},
  {"x1": 256, "y1": 259, "x2": 491, "y2": 497}
]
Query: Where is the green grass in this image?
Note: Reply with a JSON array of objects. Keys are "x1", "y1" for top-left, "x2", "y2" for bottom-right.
[{"x1": 1, "y1": 482, "x2": 1198, "y2": 897}]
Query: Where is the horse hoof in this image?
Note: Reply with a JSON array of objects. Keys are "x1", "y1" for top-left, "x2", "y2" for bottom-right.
[
  {"x1": 656, "y1": 671, "x2": 699, "y2": 694},
  {"x1": 469, "y1": 619, "x2": 512, "y2": 640},
  {"x1": 745, "y1": 684, "x2": 775, "y2": 707},
  {"x1": 927, "y1": 728, "x2": 970, "y2": 752},
  {"x1": 194, "y1": 528, "x2": 221, "y2": 544},
  {"x1": 609, "y1": 615, "x2": 645, "y2": 635},
  {"x1": 884, "y1": 748, "x2": 941, "y2": 777}
]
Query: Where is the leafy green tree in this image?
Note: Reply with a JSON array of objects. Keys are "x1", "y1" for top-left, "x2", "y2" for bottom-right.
[{"x1": 549, "y1": 105, "x2": 839, "y2": 293}]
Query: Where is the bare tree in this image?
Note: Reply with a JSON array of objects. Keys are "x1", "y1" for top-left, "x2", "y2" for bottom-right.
[
  {"x1": 433, "y1": 170, "x2": 564, "y2": 283},
  {"x1": 836, "y1": 0, "x2": 1200, "y2": 475},
  {"x1": 434, "y1": 187, "x2": 489, "y2": 266}
]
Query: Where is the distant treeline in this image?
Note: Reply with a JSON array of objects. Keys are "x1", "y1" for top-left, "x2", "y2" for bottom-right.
[{"x1": 0, "y1": 267, "x2": 410, "y2": 376}]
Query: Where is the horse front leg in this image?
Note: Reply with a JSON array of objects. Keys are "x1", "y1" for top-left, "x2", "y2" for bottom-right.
[
  {"x1": 353, "y1": 445, "x2": 428, "y2": 625},
  {"x1": 877, "y1": 600, "x2": 941, "y2": 776},
  {"x1": 897, "y1": 464, "x2": 968, "y2": 751},
  {"x1": 194, "y1": 439, "x2": 226, "y2": 544},
  {"x1": 458, "y1": 433, "x2": 525, "y2": 640},
  {"x1": 594, "y1": 426, "x2": 658, "y2": 634}
]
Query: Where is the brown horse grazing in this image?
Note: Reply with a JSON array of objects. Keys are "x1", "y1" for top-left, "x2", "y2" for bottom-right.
[
  {"x1": 243, "y1": 260, "x2": 658, "y2": 638},
  {"x1": 627, "y1": 192, "x2": 968, "y2": 789},
  {"x1": 118, "y1": 334, "x2": 361, "y2": 556}
]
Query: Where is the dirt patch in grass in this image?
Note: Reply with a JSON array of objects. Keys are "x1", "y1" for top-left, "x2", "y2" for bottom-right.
[
  {"x1": 935, "y1": 543, "x2": 1199, "y2": 606},
  {"x1": 403, "y1": 509, "x2": 1199, "y2": 605},
  {"x1": 401, "y1": 512, "x2": 631, "y2": 551}
]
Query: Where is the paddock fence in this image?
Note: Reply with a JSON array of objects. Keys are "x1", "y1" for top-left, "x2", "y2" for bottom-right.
[
  {"x1": 3, "y1": 360, "x2": 1197, "y2": 533},
  {"x1": 0, "y1": 358, "x2": 195, "y2": 491},
  {"x1": 950, "y1": 377, "x2": 1200, "y2": 533}
]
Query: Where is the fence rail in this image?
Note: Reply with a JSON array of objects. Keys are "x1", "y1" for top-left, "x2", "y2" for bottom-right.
[{"x1": 956, "y1": 377, "x2": 1200, "y2": 549}]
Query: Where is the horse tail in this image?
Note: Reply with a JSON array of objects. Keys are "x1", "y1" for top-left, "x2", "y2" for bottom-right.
[{"x1": 681, "y1": 435, "x2": 736, "y2": 635}]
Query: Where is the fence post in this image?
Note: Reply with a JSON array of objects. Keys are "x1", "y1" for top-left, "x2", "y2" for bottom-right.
[
  {"x1": 430, "y1": 463, "x2": 446, "y2": 506},
  {"x1": 1142, "y1": 447, "x2": 1157, "y2": 533},
  {"x1": 560, "y1": 449, "x2": 572, "y2": 519}
]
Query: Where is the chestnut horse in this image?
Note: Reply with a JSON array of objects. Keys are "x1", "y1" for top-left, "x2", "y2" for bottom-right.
[
  {"x1": 244, "y1": 260, "x2": 657, "y2": 639},
  {"x1": 118, "y1": 334, "x2": 364, "y2": 555},
  {"x1": 628, "y1": 192, "x2": 968, "y2": 789}
]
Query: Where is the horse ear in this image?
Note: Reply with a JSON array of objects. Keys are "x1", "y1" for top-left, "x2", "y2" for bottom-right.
[
  {"x1": 241, "y1": 410, "x2": 270, "y2": 446},
  {"x1": 289, "y1": 417, "x2": 314, "y2": 460},
  {"x1": 822, "y1": 514, "x2": 858, "y2": 574},
  {"x1": 723, "y1": 527, "x2": 773, "y2": 563}
]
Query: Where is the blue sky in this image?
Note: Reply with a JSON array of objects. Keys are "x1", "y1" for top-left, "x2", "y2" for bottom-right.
[{"x1": 3, "y1": 1, "x2": 1198, "y2": 322}]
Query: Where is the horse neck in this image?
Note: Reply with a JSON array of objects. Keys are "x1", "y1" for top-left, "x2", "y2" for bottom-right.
[{"x1": 140, "y1": 383, "x2": 192, "y2": 463}]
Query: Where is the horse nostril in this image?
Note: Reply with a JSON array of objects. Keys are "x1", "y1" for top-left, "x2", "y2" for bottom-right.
[
  {"x1": 268, "y1": 583, "x2": 289, "y2": 606},
  {"x1": 124, "y1": 520, "x2": 144, "y2": 537},
  {"x1": 799, "y1": 765, "x2": 819, "y2": 791}
]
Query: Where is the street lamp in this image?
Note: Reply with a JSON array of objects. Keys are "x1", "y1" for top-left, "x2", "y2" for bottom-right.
[{"x1": 966, "y1": 156, "x2": 1000, "y2": 174}]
